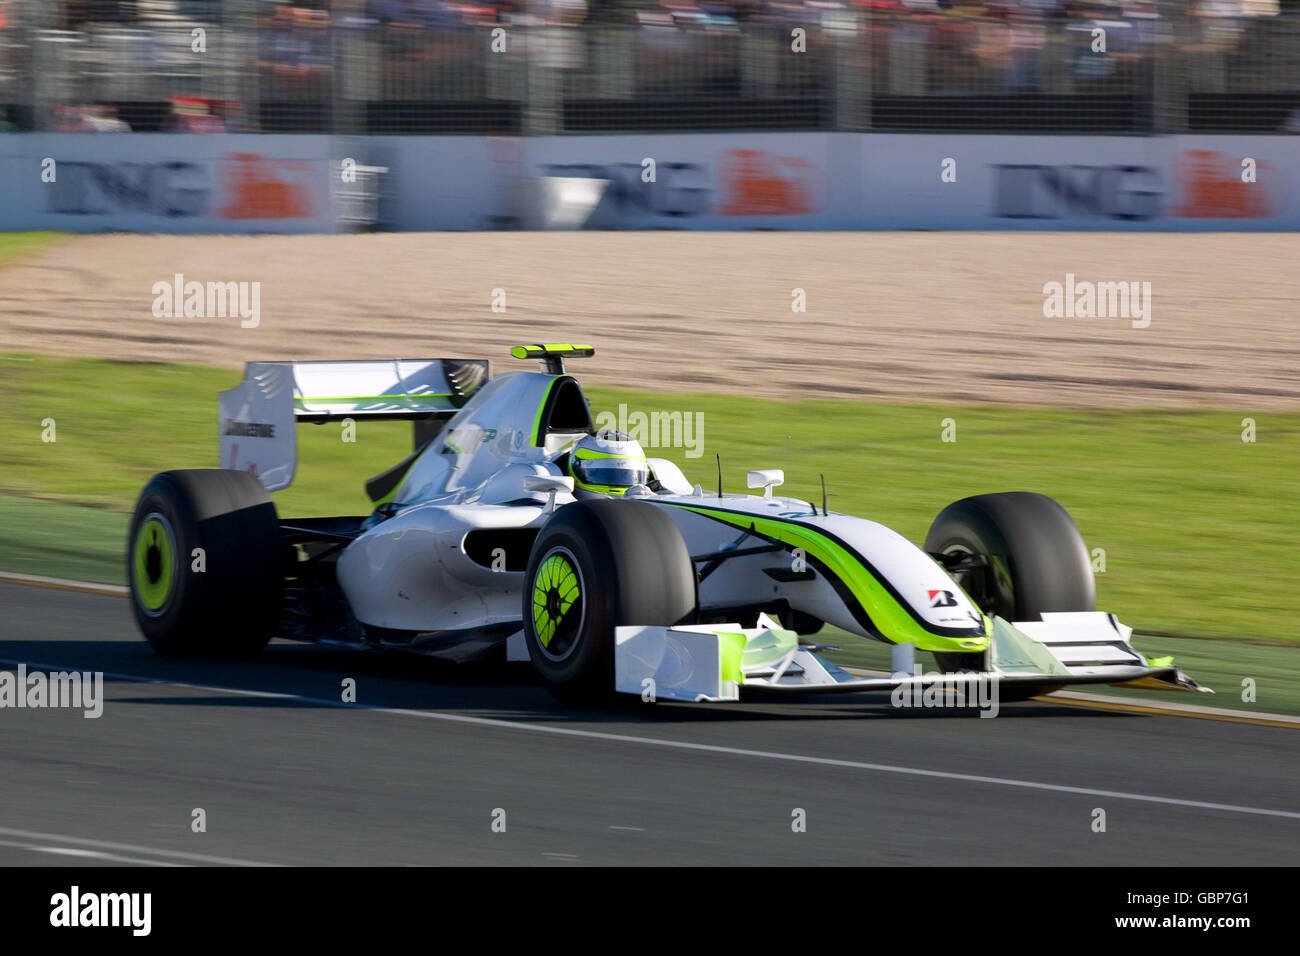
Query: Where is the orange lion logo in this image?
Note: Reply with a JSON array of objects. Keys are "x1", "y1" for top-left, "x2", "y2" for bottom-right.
[
  {"x1": 1171, "y1": 150, "x2": 1287, "y2": 219},
  {"x1": 715, "y1": 149, "x2": 824, "y2": 217},
  {"x1": 217, "y1": 153, "x2": 316, "y2": 220}
]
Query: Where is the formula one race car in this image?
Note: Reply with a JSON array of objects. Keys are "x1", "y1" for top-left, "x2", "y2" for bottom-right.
[{"x1": 127, "y1": 345, "x2": 1208, "y2": 704}]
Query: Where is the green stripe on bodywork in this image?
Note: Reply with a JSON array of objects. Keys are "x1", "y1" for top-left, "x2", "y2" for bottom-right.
[
  {"x1": 531, "y1": 377, "x2": 558, "y2": 446},
  {"x1": 717, "y1": 631, "x2": 746, "y2": 684},
  {"x1": 664, "y1": 503, "x2": 989, "y2": 654}
]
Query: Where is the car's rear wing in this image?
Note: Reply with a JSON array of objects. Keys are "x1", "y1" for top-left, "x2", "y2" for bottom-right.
[{"x1": 218, "y1": 359, "x2": 490, "y2": 491}]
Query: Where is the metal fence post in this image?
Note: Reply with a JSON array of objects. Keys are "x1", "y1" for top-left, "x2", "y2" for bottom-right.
[
  {"x1": 28, "y1": 0, "x2": 59, "y2": 131},
  {"x1": 1041, "y1": 23, "x2": 1072, "y2": 96},
  {"x1": 523, "y1": 27, "x2": 559, "y2": 136},
  {"x1": 591, "y1": 26, "x2": 633, "y2": 100},
  {"x1": 221, "y1": 0, "x2": 260, "y2": 133},
  {"x1": 1154, "y1": 1, "x2": 1189, "y2": 133},
  {"x1": 888, "y1": 17, "x2": 924, "y2": 96},
  {"x1": 834, "y1": 16, "x2": 869, "y2": 131}
]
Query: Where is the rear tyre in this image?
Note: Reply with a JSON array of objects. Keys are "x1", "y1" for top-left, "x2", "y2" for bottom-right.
[
  {"x1": 924, "y1": 491, "x2": 1093, "y2": 686},
  {"x1": 127, "y1": 469, "x2": 282, "y2": 657},
  {"x1": 523, "y1": 499, "x2": 696, "y2": 702}
]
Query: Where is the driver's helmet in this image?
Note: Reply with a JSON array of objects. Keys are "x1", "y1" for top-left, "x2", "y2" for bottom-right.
[{"x1": 567, "y1": 431, "x2": 649, "y2": 497}]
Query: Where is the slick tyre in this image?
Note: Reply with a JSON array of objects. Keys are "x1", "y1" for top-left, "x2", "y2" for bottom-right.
[
  {"x1": 127, "y1": 469, "x2": 282, "y2": 657},
  {"x1": 523, "y1": 499, "x2": 696, "y2": 702},
  {"x1": 925, "y1": 491, "x2": 1093, "y2": 683}
]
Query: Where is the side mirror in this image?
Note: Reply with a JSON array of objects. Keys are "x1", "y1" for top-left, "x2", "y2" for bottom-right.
[
  {"x1": 746, "y1": 469, "x2": 785, "y2": 499},
  {"x1": 524, "y1": 474, "x2": 574, "y2": 513},
  {"x1": 523, "y1": 475, "x2": 574, "y2": 494}
]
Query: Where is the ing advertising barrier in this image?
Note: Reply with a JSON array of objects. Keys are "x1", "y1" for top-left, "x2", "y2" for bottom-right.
[
  {"x1": 0, "y1": 131, "x2": 1295, "y2": 233},
  {"x1": 0, "y1": 134, "x2": 335, "y2": 234},
  {"x1": 368, "y1": 132, "x2": 858, "y2": 231},
  {"x1": 374, "y1": 132, "x2": 1300, "y2": 232},
  {"x1": 860, "y1": 134, "x2": 1297, "y2": 231}
]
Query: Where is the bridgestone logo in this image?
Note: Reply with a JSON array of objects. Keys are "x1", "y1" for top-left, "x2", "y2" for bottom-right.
[{"x1": 224, "y1": 418, "x2": 274, "y2": 438}]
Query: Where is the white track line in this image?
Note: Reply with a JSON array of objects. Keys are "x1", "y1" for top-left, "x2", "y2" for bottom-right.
[
  {"x1": 0, "y1": 838, "x2": 180, "y2": 867},
  {"x1": 0, "y1": 826, "x2": 274, "y2": 867},
  {"x1": 3, "y1": 655, "x2": 1299, "y2": 824}
]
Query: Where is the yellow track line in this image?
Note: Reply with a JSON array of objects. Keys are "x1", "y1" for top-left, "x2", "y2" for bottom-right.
[
  {"x1": 843, "y1": 664, "x2": 1299, "y2": 729},
  {"x1": 1035, "y1": 693, "x2": 1300, "y2": 730},
  {"x1": 0, "y1": 571, "x2": 126, "y2": 598}
]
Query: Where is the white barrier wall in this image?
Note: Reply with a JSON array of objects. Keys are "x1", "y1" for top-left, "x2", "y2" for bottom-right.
[
  {"x1": 368, "y1": 133, "x2": 861, "y2": 231},
  {"x1": 0, "y1": 132, "x2": 1295, "y2": 233},
  {"x1": 0, "y1": 134, "x2": 336, "y2": 234},
  {"x1": 375, "y1": 132, "x2": 1300, "y2": 232},
  {"x1": 860, "y1": 134, "x2": 1295, "y2": 231}
]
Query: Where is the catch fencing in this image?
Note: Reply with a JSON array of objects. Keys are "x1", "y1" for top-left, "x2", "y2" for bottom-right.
[{"x1": 2, "y1": 8, "x2": 1298, "y2": 135}]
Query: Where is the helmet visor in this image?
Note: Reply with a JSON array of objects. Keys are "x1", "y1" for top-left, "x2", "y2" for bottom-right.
[{"x1": 573, "y1": 458, "x2": 648, "y2": 489}]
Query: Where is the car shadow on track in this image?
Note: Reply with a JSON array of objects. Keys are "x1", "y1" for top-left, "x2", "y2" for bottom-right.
[{"x1": 1, "y1": 635, "x2": 1135, "y2": 727}]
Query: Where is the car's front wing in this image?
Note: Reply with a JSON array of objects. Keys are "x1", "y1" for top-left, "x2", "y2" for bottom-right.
[{"x1": 613, "y1": 612, "x2": 1210, "y2": 704}]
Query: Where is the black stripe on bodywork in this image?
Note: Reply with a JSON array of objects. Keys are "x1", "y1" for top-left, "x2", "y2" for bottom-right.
[{"x1": 657, "y1": 500, "x2": 986, "y2": 642}]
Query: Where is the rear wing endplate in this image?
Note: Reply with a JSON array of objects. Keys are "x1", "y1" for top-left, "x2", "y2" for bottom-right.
[{"x1": 218, "y1": 359, "x2": 489, "y2": 491}]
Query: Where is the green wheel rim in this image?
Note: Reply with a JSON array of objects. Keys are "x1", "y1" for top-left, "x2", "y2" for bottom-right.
[
  {"x1": 531, "y1": 549, "x2": 584, "y2": 659},
  {"x1": 133, "y1": 513, "x2": 177, "y2": 615}
]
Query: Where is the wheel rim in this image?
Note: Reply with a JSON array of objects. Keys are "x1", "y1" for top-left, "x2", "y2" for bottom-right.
[
  {"x1": 132, "y1": 512, "x2": 177, "y2": 616},
  {"x1": 531, "y1": 547, "x2": 585, "y2": 662},
  {"x1": 943, "y1": 543, "x2": 1010, "y2": 620}
]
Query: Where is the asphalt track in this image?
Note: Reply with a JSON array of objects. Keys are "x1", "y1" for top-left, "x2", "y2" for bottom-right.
[{"x1": 1, "y1": 580, "x2": 1298, "y2": 866}]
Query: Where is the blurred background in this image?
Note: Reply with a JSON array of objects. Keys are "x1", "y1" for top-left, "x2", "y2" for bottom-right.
[
  {"x1": 0, "y1": 0, "x2": 1296, "y2": 879},
  {"x1": 0, "y1": 0, "x2": 1296, "y2": 136},
  {"x1": 0, "y1": 0, "x2": 1296, "y2": 657}
]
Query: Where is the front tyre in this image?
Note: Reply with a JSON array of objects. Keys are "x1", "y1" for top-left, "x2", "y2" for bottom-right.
[
  {"x1": 128, "y1": 469, "x2": 282, "y2": 657},
  {"x1": 523, "y1": 499, "x2": 696, "y2": 701},
  {"x1": 925, "y1": 491, "x2": 1093, "y2": 683}
]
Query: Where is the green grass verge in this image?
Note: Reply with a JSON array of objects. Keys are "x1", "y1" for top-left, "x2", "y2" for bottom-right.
[
  {"x1": 0, "y1": 354, "x2": 1296, "y2": 711},
  {"x1": 0, "y1": 232, "x2": 64, "y2": 266},
  {"x1": 0, "y1": 495, "x2": 128, "y2": 585}
]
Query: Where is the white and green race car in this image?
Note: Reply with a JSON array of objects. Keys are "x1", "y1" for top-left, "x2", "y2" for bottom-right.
[{"x1": 127, "y1": 345, "x2": 1208, "y2": 704}]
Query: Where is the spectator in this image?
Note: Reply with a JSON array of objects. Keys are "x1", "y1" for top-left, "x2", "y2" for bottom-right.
[
  {"x1": 53, "y1": 105, "x2": 130, "y2": 132},
  {"x1": 166, "y1": 96, "x2": 227, "y2": 133}
]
